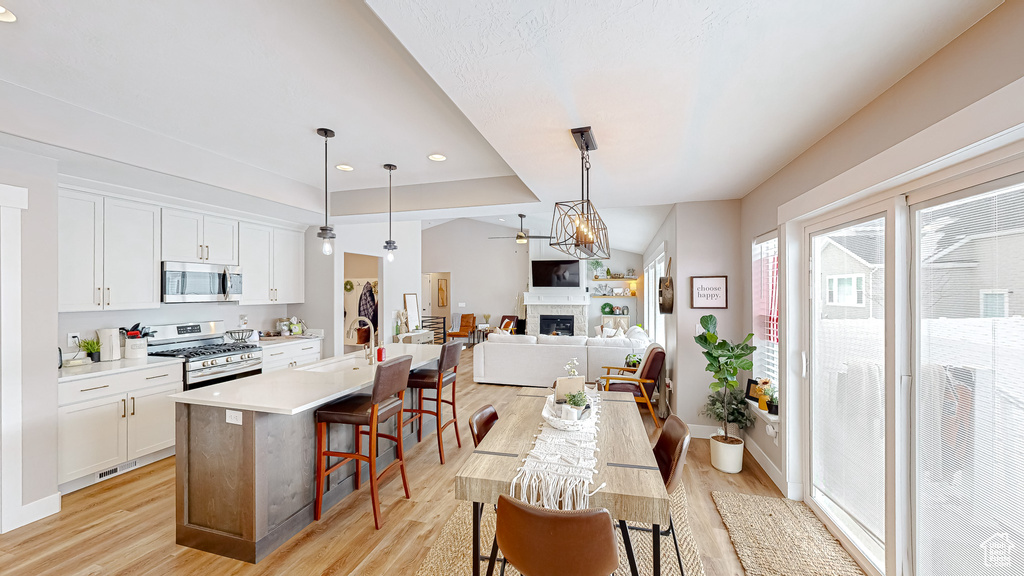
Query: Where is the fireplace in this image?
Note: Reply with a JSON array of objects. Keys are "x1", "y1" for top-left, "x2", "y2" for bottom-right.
[{"x1": 539, "y1": 315, "x2": 575, "y2": 336}]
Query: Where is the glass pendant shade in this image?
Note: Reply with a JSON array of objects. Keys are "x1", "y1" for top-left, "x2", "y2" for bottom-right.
[{"x1": 316, "y1": 127, "x2": 335, "y2": 257}]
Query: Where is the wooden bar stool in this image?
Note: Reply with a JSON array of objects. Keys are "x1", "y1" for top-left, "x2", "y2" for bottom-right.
[
  {"x1": 314, "y1": 355, "x2": 413, "y2": 530},
  {"x1": 402, "y1": 340, "x2": 462, "y2": 464}
]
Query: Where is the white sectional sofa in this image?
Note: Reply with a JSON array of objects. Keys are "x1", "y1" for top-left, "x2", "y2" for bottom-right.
[{"x1": 473, "y1": 329, "x2": 651, "y2": 388}]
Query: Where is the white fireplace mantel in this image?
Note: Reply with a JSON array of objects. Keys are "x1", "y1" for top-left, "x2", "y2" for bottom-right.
[
  {"x1": 522, "y1": 291, "x2": 590, "y2": 306},
  {"x1": 523, "y1": 291, "x2": 590, "y2": 336}
]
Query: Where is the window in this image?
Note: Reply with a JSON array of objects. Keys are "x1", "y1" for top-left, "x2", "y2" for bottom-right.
[
  {"x1": 980, "y1": 289, "x2": 1008, "y2": 318},
  {"x1": 915, "y1": 185, "x2": 1024, "y2": 576},
  {"x1": 644, "y1": 251, "x2": 666, "y2": 345},
  {"x1": 826, "y1": 274, "x2": 865, "y2": 306},
  {"x1": 752, "y1": 235, "x2": 779, "y2": 383}
]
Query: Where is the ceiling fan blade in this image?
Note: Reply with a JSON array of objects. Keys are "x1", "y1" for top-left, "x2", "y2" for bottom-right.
[
  {"x1": 524, "y1": 235, "x2": 552, "y2": 239},
  {"x1": 487, "y1": 236, "x2": 516, "y2": 239}
]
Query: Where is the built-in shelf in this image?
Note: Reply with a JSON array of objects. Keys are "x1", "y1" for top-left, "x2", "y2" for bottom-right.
[
  {"x1": 745, "y1": 399, "x2": 780, "y2": 423},
  {"x1": 590, "y1": 277, "x2": 638, "y2": 282},
  {"x1": 591, "y1": 295, "x2": 636, "y2": 299}
]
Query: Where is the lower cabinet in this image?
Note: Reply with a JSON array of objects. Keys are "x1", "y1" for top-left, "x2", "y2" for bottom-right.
[
  {"x1": 261, "y1": 340, "x2": 322, "y2": 373},
  {"x1": 58, "y1": 371, "x2": 183, "y2": 487}
]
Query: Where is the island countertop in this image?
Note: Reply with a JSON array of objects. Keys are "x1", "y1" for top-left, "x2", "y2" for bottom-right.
[{"x1": 169, "y1": 343, "x2": 441, "y2": 415}]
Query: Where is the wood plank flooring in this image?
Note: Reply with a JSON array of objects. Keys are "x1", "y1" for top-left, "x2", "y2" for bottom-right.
[{"x1": 0, "y1": 349, "x2": 781, "y2": 575}]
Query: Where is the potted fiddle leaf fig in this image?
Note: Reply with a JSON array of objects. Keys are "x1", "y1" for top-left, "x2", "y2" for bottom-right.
[{"x1": 694, "y1": 314, "x2": 756, "y2": 474}]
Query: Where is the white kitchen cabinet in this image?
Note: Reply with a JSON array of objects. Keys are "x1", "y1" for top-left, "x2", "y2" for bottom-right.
[
  {"x1": 58, "y1": 191, "x2": 162, "y2": 312},
  {"x1": 161, "y1": 208, "x2": 238, "y2": 265},
  {"x1": 104, "y1": 198, "x2": 161, "y2": 310},
  {"x1": 239, "y1": 222, "x2": 274, "y2": 304},
  {"x1": 261, "y1": 340, "x2": 322, "y2": 373},
  {"x1": 58, "y1": 393, "x2": 129, "y2": 485},
  {"x1": 239, "y1": 225, "x2": 304, "y2": 305},
  {"x1": 272, "y1": 228, "x2": 304, "y2": 304},
  {"x1": 57, "y1": 190, "x2": 104, "y2": 311},
  {"x1": 127, "y1": 382, "x2": 180, "y2": 460}
]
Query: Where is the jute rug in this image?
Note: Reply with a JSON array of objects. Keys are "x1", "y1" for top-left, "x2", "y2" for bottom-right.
[
  {"x1": 416, "y1": 486, "x2": 705, "y2": 576},
  {"x1": 712, "y1": 491, "x2": 866, "y2": 576}
]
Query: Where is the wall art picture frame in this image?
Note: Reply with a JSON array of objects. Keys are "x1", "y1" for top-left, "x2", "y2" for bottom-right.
[
  {"x1": 437, "y1": 278, "x2": 448, "y2": 308},
  {"x1": 691, "y1": 275, "x2": 728, "y2": 309},
  {"x1": 744, "y1": 378, "x2": 763, "y2": 402}
]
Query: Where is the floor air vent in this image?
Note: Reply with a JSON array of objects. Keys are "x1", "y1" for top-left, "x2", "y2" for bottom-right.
[{"x1": 96, "y1": 459, "x2": 139, "y2": 480}]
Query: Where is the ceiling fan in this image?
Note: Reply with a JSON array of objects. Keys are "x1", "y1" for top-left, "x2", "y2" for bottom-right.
[{"x1": 488, "y1": 214, "x2": 552, "y2": 244}]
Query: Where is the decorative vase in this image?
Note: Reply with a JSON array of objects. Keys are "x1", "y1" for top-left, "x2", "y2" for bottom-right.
[
  {"x1": 767, "y1": 401, "x2": 779, "y2": 415},
  {"x1": 758, "y1": 395, "x2": 769, "y2": 411},
  {"x1": 710, "y1": 435, "x2": 745, "y2": 474}
]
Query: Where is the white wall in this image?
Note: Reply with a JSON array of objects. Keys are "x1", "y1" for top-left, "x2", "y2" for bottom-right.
[
  {"x1": 288, "y1": 228, "x2": 337, "y2": 357},
  {"x1": 422, "y1": 218, "x2": 528, "y2": 325},
  {"x1": 0, "y1": 145, "x2": 59, "y2": 514}
]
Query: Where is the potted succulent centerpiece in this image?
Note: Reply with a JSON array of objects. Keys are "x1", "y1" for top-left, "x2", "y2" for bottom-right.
[
  {"x1": 79, "y1": 337, "x2": 102, "y2": 363},
  {"x1": 562, "y1": 390, "x2": 588, "y2": 421},
  {"x1": 694, "y1": 314, "x2": 756, "y2": 474}
]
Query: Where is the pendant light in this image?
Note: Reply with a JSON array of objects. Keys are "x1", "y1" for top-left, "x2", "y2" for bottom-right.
[
  {"x1": 550, "y1": 126, "x2": 609, "y2": 260},
  {"x1": 315, "y1": 128, "x2": 337, "y2": 256},
  {"x1": 383, "y1": 163, "x2": 398, "y2": 262}
]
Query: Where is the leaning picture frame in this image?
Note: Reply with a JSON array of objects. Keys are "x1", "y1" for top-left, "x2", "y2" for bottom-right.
[{"x1": 744, "y1": 378, "x2": 763, "y2": 402}]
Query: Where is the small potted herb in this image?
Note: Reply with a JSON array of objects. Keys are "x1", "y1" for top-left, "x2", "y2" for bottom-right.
[
  {"x1": 624, "y1": 353, "x2": 641, "y2": 368},
  {"x1": 588, "y1": 259, "x2": 603, "y2": 280},
  {"x1": 563, "y1": 390, "x2": 588, "y2": 421},
  {"x1": 763, "y1": 380, "x2": 779, "y2": 415},
  {"x1": 79, "y1": 337, "x2": 102, "y2": 362}
]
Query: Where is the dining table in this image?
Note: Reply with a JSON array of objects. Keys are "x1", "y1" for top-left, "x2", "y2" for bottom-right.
[{"x1": 455, "y1": 387, "x2": 671, "y2": 576}]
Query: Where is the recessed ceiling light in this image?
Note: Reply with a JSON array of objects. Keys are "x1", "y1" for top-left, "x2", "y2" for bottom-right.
[
  {"x1": 428, "y1": 154, "x2": 447, "y2": 162},
  {"x1": 335, "y1": 164, "x2": 354, "y2": 171},
  {"x1": 0, "y1": 6, "x2": 16, "y2": 22},
  {"x1": 498, "y1": 218, "x2": 506, "y2": 222}
]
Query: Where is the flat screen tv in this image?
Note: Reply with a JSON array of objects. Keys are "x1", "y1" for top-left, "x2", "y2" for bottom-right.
[{"x1": 531, "y1": 260, "x2": 580, "y2": 288}]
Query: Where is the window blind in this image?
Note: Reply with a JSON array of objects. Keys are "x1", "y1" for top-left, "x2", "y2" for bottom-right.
[
  {"x1": 752, "y1": 237, "x2": 779, "y2": 383},
  {"x1": 811, "y1": 217, "x2": 886, "y2": 570},
  {"x1": 915, "y1": 185, "x2": 1024, "y2": 576}
]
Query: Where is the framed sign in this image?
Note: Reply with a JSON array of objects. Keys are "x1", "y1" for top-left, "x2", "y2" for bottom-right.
[{"x1": 691, "y1": 275, "x2": 728, "y2": 309}]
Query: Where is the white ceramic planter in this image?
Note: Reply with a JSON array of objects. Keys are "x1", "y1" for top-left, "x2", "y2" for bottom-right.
[
  {"x1": 710, "y1": 436, "x2": 744, "y2": 474},
  {"x1": 561, "y1": 404, "x2": 581, "y2": 421}
]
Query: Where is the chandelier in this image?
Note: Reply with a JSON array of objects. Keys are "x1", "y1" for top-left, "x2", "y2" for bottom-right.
[{"x1": 550, "y1": 126, "x2": 609, "y2": 260}]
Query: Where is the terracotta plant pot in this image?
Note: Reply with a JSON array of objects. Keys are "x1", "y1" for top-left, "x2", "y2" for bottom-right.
[{"x1": 710, "y1": 435, "x2": 744, "y2": 474}]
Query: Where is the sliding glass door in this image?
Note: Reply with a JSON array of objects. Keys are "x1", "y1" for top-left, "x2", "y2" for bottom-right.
[
  {"x1": 809, "y1": 216, "x2": 887, "y2": 570},
  {"x1": 914, "y1": 185, "x2": 1024, "y2": 575}
]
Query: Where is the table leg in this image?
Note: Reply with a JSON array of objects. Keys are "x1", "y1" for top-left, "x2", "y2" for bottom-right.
[
  {"x1": 652, "y1": 523, "x2": 661, "y2": 576},
  {"x1": 619, "y1": 520, "x2": 639, "y2": 576},
  {"x1": 472, "y1": 502, "x2": 482, "y2": 576}
]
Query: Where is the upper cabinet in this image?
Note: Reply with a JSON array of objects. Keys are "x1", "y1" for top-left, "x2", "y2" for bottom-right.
[
  {"x1": 239, "y1": 224, "x2": 304, "y2": 305},
  {"x1": 161, "y1": 209, "x2": 238, "y2": 265},
  {"x1": 58, "y1": 190, "x2": 162, "y2": 312}
]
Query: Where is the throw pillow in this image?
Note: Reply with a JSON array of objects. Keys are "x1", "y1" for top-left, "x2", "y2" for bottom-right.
[
  {"x1": 602, "y1": 326, "x2": 618, "y2": 338},
  {"x1": 594, "y1": 325, "x2": 605, "y2": 338},
  {"x1": 613, "y1": 327, "x2": 625, "y2": 338}
]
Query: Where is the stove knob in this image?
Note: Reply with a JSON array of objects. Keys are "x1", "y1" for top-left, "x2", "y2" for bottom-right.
[
  {"x1": 202, "y1": 360, "x2": 209, "y2": 367},
  {"x1": 226, "y1": 356, "x2": 233, "y2": 362},
  {"x1": 211, "y1": 359, "x2": 218, "y2": 366}
]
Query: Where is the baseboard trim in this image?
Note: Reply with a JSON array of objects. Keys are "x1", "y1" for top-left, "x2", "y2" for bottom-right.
[
  {"x1": 685, "y1": 424, "x2": 721, "y2": 439},
  {"x1": 744, "y1": 437, "x2": 788, "y2": 496},
  {"x1": 1, "y1": 492, "x2": 60, "y2": 534}
]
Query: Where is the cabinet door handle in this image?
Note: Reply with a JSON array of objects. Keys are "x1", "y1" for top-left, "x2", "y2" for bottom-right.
[
  {"x1": 80, "y1": 384, "x2": 110, "y2": 392},
  {"x1": 302, "y1": 346, "x2": 314, "y2": 351},
  {"x1": 146, "y1": 373, "x2": 169, "y2": 380},
  {"x1": 130, "y1": 396, "x2": 136, "y2": 416},
  {"x1": 205, "y1": 245, "x2": 210, "y2": 260},
  {"x1": 270, "y1": 352, "x2": 284, "y2": 356},
  {"x1": 96, "y1": 287, "x2": 101, "y2": 306},
  {"x1": 121, "y1": 398, "x2": 126, "y2": 418},
  {"x1": 106, "y1": 287, "x2": 111, "y2": 306},
  {"x1": 198, "y1": 244, "x2": 203, "y2": 260}
]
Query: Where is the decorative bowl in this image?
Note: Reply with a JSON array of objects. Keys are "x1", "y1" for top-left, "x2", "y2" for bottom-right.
[
  {"x1": 226, "y1": 329, "x2": 254, "y2": 342},
  {"x1": 542, "y1": 394, "x2": 596, "y2": 431}
]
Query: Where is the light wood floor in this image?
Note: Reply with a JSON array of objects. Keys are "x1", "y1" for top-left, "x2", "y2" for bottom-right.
[{"x1": 0, "y1": 350, "x2": 781, "y2": 575}]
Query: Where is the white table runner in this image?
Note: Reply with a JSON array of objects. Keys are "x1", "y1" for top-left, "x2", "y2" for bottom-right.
[{"x1": 510, "y1": 393, "x2": 606, "y2": 510}]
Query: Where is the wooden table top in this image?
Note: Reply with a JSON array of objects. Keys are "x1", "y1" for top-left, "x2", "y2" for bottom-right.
[{"x1": 455, "y1": 389, "x2": 670, "y2": 525}]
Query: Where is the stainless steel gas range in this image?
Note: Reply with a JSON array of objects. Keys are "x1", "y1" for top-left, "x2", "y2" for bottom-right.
[{"x1": 148, "y1": 321, "x2": 262, "y2": 390}]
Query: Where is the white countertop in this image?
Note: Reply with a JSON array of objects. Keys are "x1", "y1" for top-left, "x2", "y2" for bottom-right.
[
  {"x1": 170, "y1": 343, "x2": 442, "y2": 415},
  {"x1": 58, "y1": 356, "x2": 185, "y2": 383},
  {"x1": 257, "y1": 336, "x2": 323, "y2": 348}
]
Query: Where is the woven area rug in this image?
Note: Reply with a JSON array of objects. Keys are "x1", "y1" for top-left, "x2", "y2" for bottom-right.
[
  {"x1": 416, "y1": 486, "x2": 705, "y2": 576},
  {"x1": 712, "y1": 491, "x2": 866, "y2": 576}
]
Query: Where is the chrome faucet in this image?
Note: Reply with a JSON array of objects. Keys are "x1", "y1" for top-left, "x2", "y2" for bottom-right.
[{"x1": 346, "y1": 316, "x2": 376, "y2": 365}]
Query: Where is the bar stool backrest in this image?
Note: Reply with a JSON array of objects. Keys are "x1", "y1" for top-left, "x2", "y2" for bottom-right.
[
  {"x1": 438, "y1": 340, "x2": 462, "y2": 374},
  {"x1": 371, "y1": 355, "x2": 413, "y2": 405}
]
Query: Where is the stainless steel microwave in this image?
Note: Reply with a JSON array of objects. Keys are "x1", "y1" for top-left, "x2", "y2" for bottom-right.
[{"x1": 162, "y1": 262, "x2": 243, "y2": 303}]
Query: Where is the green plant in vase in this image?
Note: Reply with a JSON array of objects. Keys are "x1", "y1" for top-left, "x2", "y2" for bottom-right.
[
  {"x1": 588, "y1": 259, "x2": 603, "y2": 279},
  {"x1": 79, "y1": 337, "x2": 102, "y2": 362}
]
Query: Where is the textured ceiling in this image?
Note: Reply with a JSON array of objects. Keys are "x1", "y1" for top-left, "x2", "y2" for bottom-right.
[
  {"x1": 0, "y1": 0, "x2": 519, "y2": 212},
  {"x1": 367, "y1": 0, "x2": 999, "y2": 208}
]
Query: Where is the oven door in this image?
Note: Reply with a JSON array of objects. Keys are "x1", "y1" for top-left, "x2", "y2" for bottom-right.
[
  {"x1": 162, "y1": 262, "x2": 243, "y2": 303},
  {"x1": 184, "y1": 358, "x2": 262, "y2": 390}
]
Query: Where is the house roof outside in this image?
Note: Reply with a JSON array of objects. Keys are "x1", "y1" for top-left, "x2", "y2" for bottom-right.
[{"x1": 924, "y1": 185, "x2": 1024, "y2": 263}]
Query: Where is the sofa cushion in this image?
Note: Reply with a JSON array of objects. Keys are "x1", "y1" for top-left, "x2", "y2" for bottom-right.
[
  {"x1": 537, "y1": 334, "x2": 588, "y2": 346},
  {"x1": 487, "y1": 334, "x2": 537, "y2": 344}
]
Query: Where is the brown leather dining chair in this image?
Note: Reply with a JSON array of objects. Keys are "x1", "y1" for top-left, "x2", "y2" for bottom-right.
[
  {"x1": 469, "y1": 405, "x2": 499, "y2": 447},
  {"x1": 598, "y1": 343, "x2": 665, "y2": 428},
  {"x1": 492, "y1": 494, "x2": 619, "y2": 576},
  {"x1": 402, "y1": 340, "x2": 463, "y2": 464},
  {"x1": 448, "y1": 313, "x2": 476, "y2": 341},
  {"x1": 619, "y1": 414, "x2": 692, "y2": 575},
  {"x1": 314, "y1": 355, "x2": 413, "y2": 530}
]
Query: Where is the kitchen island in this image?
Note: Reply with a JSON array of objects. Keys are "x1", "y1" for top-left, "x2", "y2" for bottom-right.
[{"x1": 170, "y1": 343, "x2": 441, "y2": 563}]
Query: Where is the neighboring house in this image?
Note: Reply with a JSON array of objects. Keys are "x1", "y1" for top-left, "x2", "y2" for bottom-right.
[
  {"x1": 817, "y1": 235, "x2": 884, "y2": 320},
  {"x1": 923, "y1": 228, "x2": 1024, "y2": 318}
]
